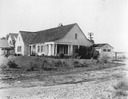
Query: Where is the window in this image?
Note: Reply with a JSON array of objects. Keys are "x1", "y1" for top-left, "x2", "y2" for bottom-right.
[
  {"x1": 75, "y1": 34, "x2": 77, "y2": 39},
  {"x1": 38, "y1": 46, "x2": 40, "y2": 52},
  {"x1": 10, "y1": 41, "x2": 12, "y2": 45},
  {"x1": 108, "y1": 49, "x2": 111, "y2": 52},
  {"x1": 17, "y1": 46, "x2": 21, "y2": 52},
  {"x1": 64, "y1": 45, "x2": 68, "y2": 54},
  {"x1": 41, "y1": 45, "x2": 44, "y2": 52},
  {"x1": 103, "y1": 49, "x2": 106, "y2": 52}
]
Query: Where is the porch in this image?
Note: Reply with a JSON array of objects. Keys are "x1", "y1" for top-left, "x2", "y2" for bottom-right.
[{"x1": 29, "y1": 43, "x2": 81, "y2": 56}]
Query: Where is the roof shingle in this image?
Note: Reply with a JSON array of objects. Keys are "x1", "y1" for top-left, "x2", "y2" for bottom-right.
[
  {"x1": 92, "y1": 43, "x2": 113, "y2": 48},
  {"x1": 0, "y1": 39, "x2": 10, "y2": 48},
  {"x1": 9, "y1": 33, "x2": 18, "y2": 41},
  {"x1": 20, "y1": 23, "x2": 75, "y2": 44}
]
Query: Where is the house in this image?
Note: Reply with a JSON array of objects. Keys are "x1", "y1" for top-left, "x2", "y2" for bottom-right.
[
  {"x1": 0, "y1": 39, "x2": 11, "y2": 55},
  {"x1": 8, "y1": 33, "x2": 18, "y2": 48},
  {"x1": 92, "y1": 43, "x2": 114, "y2": 58},
  {"x1": 15, "y1": 23, "x2": 93, "y2": 56}
]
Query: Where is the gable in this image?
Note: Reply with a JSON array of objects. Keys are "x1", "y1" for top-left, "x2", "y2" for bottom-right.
[
  {"x1": 15, "y1": 33, "x2": 24, "y2": 46},
  {"x1": 8, "y1": 35, "x2": 12, "y2": 43},
  {"x1": 93, "y1": 43, "x2": 113, "y2": 49},
  {"x1": 9, "y1": 33, "x2": 18, "y2": 41},
  {"x1": 55, "y1": 24, "x2": 93, "y2": 46},
  {"x1": 102, "y1": 44, "x2": 113, "y2": 49}
]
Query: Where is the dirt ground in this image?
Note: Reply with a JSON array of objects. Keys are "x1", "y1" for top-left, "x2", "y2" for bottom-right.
[
  {"x1": 0, "y1": 66, "x2": 127, "y2": 99},
  {"x1": 0, "y1": 56, "x2": 128, "y2": 99}
]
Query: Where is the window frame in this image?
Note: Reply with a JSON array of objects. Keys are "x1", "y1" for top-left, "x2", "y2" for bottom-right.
[
  {"x1": 38, "y1": 46, "x2": 40, "y2": 52},
  {"x1": 41, "y1": 45, "x2": 44, "y2": 52},
  {"x1": 103, "y1": 49, "x2": 106, "y2": 52},
  {"x1": 75, "y1": 33, "x2": 77, "y2": 39},
  {"x1": 107, "y1": 49, "x2": 111, "y2": 52},
  {"x1": 17, "y1": 46, "x2": 21, "y2": 52}
]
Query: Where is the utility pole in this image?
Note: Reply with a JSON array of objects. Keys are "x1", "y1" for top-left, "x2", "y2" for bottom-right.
[{"x1": 88, "y1": 32, "x2": 94, "y2": 40}]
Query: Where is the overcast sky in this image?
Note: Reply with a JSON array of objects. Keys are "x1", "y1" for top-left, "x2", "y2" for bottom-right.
[{"x1": 0, "y1": 0, "x2": 128, "y2": 52}]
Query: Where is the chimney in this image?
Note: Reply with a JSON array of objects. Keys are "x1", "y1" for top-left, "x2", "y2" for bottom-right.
[{"x1": 58, "y1": 23, "x2": 63, "y2": 27}]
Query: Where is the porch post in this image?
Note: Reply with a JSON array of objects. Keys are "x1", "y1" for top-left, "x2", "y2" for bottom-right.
[
  {"x1": 29, "y1": 45, "x2": 31, "y2": 55},
  {"x1": 44, "y1": 44, "x2": 47, "y2": 55},
  {"x1": 54, "y1": 44, "x2": 57, "y2": 56},
  {"x1": 48, "y1": 44, "x2": 51, "y2": 56},
  {"x1": 70, "y1": 45, "x2": 73, "y2": 55},
  {"x1": 68, "y1": 45, "x2": 70, "y2": 55},
  {"x1": 52, "y1": 44, "x2": 55, "y2": 55}
]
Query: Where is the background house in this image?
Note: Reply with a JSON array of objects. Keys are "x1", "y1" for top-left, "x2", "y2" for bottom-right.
[
  {"x1": 15, "y1": 23, "x2": 93, "y2": 56},
  {"x1": 0, "y1": 39, "x2": 10, "y2": 55},
  {"x1": 114, "y1": 52, "x2": 128, "y2": 60},
  {"x1": 7, "y1": 33, "x2": 18, "y2": 48},
  {"x1": 92, "y1": 43, "x2": 114, "y2": 59}
]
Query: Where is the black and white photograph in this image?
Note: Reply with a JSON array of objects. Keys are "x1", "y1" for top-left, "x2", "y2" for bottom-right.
[{"x1": 0, "y1": 0, "x2": 128, "y2": 99}]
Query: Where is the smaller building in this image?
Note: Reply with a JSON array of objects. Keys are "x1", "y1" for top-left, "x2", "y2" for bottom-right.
[
  {"x1": 0, "y1": 39, "x2": 11, "y2": 55},
  {"x1": 92, "y1": 43, "x2": 114, "y2": 59},
  {"x1": 8, "y1": 33, "x2": 18, "y2": 48}
]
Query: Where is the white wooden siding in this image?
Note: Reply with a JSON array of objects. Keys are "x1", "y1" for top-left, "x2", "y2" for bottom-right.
[{"x1": 55, "y1": 24, "x2": 93, "y2": 46}]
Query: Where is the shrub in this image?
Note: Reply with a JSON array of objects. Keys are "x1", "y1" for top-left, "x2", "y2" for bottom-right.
[
  {"x1": 78, "y1": 46, "x2": 99, "y2": 59},
  {"x1": 0, "y1": 65, "x2": 8, "y2": 70},
  {"x1": 101, "y1": 56, "x2": 109, "y2": 63},
  {"x1": 58, "y1": 53, "x2": 64, "y2": 58},
  {"x1": 73, "y1": 61, "x2": 82, "y2": 67},
  {"x1": 41, "y1": 59, "x2": 55, "y2": 71},
  {"x1": 27, "y1": 62, "x2": 39, "y2": 71},
  {"x1": 7, "y1": 60, "x2": 18, "y2": 68},
  {"x1": 71, "y1": 53, "x2": 79, "y2": 58},
  {"x1": 54, "y1": 60, "x2": 63, "y2": 67},
  {"x1": 82, "y1": 61, "x2": 89, "y2": 67}
]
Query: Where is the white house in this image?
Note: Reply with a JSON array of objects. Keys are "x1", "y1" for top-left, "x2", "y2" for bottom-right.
[
  {"x1": 15, "y1": 23, "x2": 93, "y2": 56},
  {"x1": 8, "y1": 33, "x2": 18, "y2": 48},
  {"x1": 0, "y1": 39, "x2": 10, "y2": 55},
  {"x1": 92, "y1": 43, "x2": 114, "y2": 58}
]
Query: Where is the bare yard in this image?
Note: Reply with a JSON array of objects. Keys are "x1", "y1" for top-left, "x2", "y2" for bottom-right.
[{"x1": 0, "y1": 56, "x2": 127, "y2": 99}]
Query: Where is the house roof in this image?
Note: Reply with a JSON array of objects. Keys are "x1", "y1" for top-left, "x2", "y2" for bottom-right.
[
  {"x1": 20, "y1": 23, "x2": 76, "y2": 44},
  {"x1": 9, "y1": 33, "x2": 18, "y2": 41},
  {"x1": 0, "y1": 39, "x2": 10, "y2": 48},
  {"x1": 92, "y1": 43, "x2": 113, "y2": 48}
]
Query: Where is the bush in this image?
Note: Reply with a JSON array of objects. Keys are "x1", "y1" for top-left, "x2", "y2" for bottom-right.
[
  {"x1": 27, "y1": 62, "x2": 39, "y2": 71},
  {"x1": 78, "y1": 46, "x2": 99, "y2": 59},
  {"x1": 7, "y1": 60, "x2": 18, "y2": 68},
  {"x1": 58, "y1": 53, "x2": 64, "y2": 58},
  {"x1": 71, "y1": 53, "x2": 79, "y2": 58},
  {"x1": 41, "y1": 59, "x2": 55, "y2": 71},
  {"x1": 82, "y1": 61, "x2": 89, "y2": 67},
  {"x1": 73, "y1": 61, "x2": 83, "y2": 67},
  {"x1": 54, "y1": 60, "x2": 63, "y2": 67},
  {"x1": 101, "y1": 56, "x2": 109, "y2": 63},
  {"x1": 0, "y1": 65, "x2": 8, "y2": 70}
]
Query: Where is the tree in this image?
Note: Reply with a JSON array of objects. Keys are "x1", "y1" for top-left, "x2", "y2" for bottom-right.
[{"x1": 78, "y1": 46, "x2": 99, "y2": 59}]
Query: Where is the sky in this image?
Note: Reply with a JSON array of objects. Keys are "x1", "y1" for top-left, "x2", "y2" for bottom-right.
[{"x1": 0, "y1": 0, "x2": 128, "y2": 52}]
